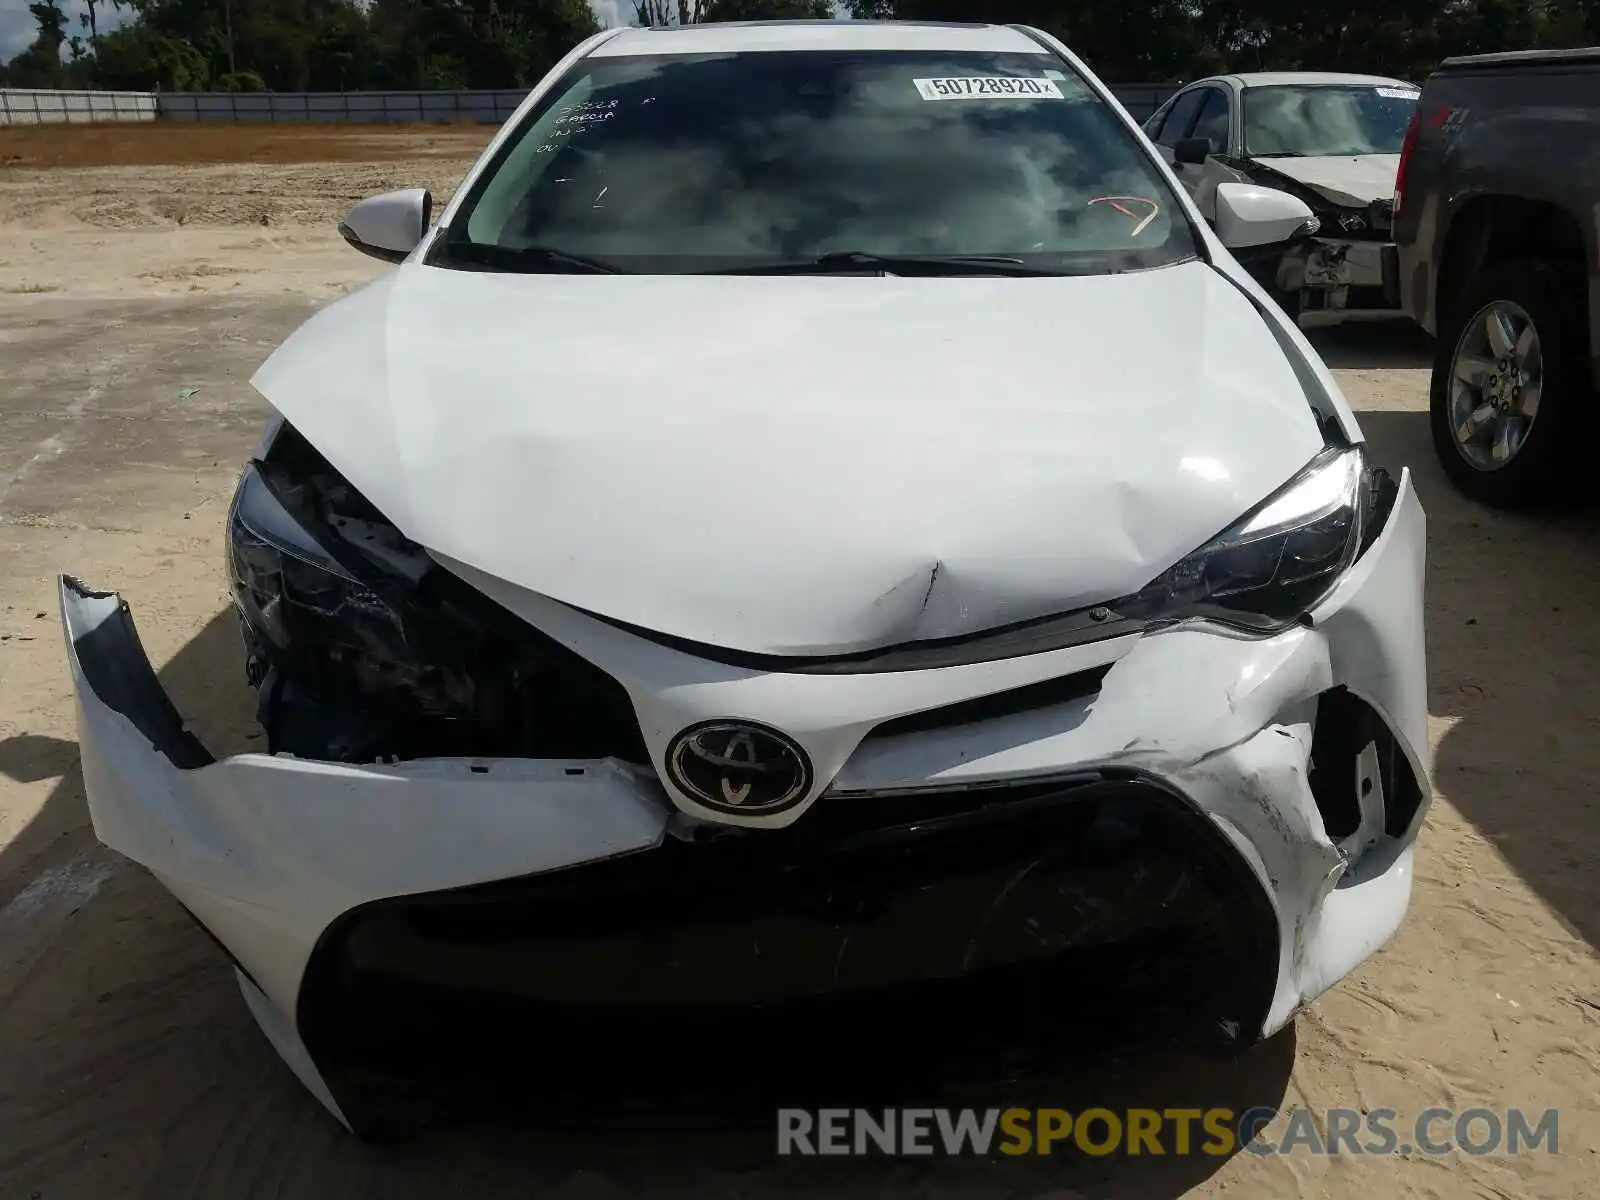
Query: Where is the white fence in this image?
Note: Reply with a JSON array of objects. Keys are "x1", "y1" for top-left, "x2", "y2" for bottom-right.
[
  {"x1": 2, "y1": 84, "x2": 1175, "y2": 128},
  {"x1": 0, "y1": 89, "x2": 158, "y2": 125}
]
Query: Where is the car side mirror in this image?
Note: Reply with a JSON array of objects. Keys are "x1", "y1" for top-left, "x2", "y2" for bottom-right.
[
  {"x1": 1213, "y1": 182, "x2": 1320, "y2": 250},
  {"x1": 1173, "y1": 136, "x2": 1211, "y2": 166},
  {"x1": 338, "y1": 188, "x2": 433, "y2": 264}
]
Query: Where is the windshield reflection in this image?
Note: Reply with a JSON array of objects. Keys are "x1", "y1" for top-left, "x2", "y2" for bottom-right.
[
  {"x1": 438, "y1": 50, "x2": 1197, "y2": 274},
  {"x1": 1244, "y1": 85, "x2": 1418, "y2": 158}
]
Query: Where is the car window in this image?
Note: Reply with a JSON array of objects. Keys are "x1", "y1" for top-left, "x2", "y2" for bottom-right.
[
  {"x1": 1243, "y1": 84, "x2": 1419, "y2": 157},
  {"x1": 1143, "y1": 97, "x2": 1175, "y2": 139},
  {"x1": 439, "y1": 49, "x2": 1199, "y2": 275},
  {"x1": 1152, "y1": 89, "x2": 1204, "y2": 147},
  {"x1": 1190, "y1": 88, "x2": 1230, "y2": 154}
]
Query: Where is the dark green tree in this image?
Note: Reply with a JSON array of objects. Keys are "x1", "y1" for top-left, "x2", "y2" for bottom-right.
[
  {"x1": 634, "y1": 0, "x2": 833, "y2": 25},
  {"x1": 4, "y1": 2, "x2": 73, "y2": 86},
  {"x1": 88, "y1": 21, "x2": 212, "y2": 88},
  {"x1": 8, "y1": 0, "x2": 1600, "y2": 97}
]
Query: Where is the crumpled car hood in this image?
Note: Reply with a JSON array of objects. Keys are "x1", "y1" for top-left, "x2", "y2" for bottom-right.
[
  {"x1": 251, "y1": 261, "x2": 1325, "y2": 656},
  {"x1": 1251, "y1": 154, "x2": 1400, "y2": 208}
]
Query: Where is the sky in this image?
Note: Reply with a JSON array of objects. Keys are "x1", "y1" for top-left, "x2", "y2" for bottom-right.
[
  {"x1": 1, "y1": 0, "x2": 117, "y2": 61},
  {"x1": 589, "y1": 0, "x2": 634, "y2": 28}
]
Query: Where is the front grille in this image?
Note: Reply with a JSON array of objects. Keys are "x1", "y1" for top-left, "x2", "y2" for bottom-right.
[
  {"x1": 864, "y1": 666, "x2": 1110, "y2": 741},
  {"x1": 297, "y1": 775, "x2": 1280, "y2": 1127},
  {"x1": 1321, "y1": 205, "x2": 1392, "y2": 242}
]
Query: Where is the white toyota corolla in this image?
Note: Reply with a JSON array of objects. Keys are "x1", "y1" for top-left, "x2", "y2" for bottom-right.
[{"x1": 60, "y1": 20, "x2": 1430, "y2": 1137}]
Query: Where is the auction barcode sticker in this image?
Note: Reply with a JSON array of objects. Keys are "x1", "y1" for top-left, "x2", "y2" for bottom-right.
[
  {"x1": 1376, "y1": 87, "x2": 1420, "y2": 99},
  {"x1": 914, "y1": 77, "x2": 1064, "y2": 100}
]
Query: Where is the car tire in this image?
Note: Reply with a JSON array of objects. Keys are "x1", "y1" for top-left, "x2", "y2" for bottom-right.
[{"x1": 1429, "y1": 259, "x2": 1592, "y2": 509}]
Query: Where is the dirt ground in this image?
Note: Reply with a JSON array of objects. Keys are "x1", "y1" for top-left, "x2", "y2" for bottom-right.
[
  {"x1": 0, "y1": 124, "x2": 491, "y2": 301},
  {"x1": 1, "y1": 126, "x2": 1597, "y2": 1200}
]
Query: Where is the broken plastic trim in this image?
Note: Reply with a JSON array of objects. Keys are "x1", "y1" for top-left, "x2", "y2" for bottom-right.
[
  {"x1": 1358, "y1": 463, "x2": 1399, "y2": 557},
  {"x1": 60, "y1": 576, "x2": 214, "y2": 770},
  {"x1": 1308, "y1": 686, "x2": 1426, "y2": 846},
  {"x1": 231, "y1": 425, "x2": 648, "y2": 765}
]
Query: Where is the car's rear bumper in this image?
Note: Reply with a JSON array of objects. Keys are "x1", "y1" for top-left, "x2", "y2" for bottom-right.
[{"x1": 59, "y1": 471, "x2": 1431, "y2": 1135}]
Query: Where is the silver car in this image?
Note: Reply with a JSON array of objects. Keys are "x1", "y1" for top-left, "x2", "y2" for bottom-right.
[{"x1": 1145, "y1": 71, "x2": 1419, "y2": 326}]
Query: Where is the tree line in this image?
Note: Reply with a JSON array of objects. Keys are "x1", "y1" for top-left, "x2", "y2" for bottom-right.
[{"x1": 3, "y1": 0, "x2": 1597, "y2": 94}]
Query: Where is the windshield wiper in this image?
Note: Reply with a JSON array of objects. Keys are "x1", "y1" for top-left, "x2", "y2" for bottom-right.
[
  {"x1": 433, "y1": 240, "x2": 629, "y2": 274},
  {"x1": 712, "y1": 251, "x2": 1067, "y2": 277}
]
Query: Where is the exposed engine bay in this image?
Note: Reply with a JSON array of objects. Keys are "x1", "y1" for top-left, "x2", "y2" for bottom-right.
[
  {"x1": 1248, "y1": 162, "x2": 1397, "y2": 242},
  {"x1": 1242, "y1": 162, "x2": 1403, "y2": 317},
  {"x1": 227, "y1": 423, "x2": 646, "y2": 765}
]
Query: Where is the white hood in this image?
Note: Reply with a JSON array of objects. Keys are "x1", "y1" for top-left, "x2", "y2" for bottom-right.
[
  {"x1": 1252, "y1": 154, "x2": 1400, "y2": 208},
  {"x1": 252, "y1": 261, "x2": 1325, "y2": 656}
]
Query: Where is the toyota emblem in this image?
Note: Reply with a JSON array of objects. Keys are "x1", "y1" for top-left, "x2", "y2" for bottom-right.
[{"x1": 663, "y1": 720, "x2": 814, "y2": 816}]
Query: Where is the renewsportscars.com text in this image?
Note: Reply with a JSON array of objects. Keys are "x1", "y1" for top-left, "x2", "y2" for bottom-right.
[{"x1": 776, "y1": 1107, "x2": 1560, "y2": 1158}]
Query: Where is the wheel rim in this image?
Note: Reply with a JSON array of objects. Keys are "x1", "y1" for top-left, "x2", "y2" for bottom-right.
[{"x1": 1447, "y1": 299, "x2": 1544, "y2": 472}]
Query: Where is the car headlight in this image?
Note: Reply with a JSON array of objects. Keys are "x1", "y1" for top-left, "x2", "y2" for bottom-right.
[
  {"x1": 226, "y1": 460, "x2": 414, "y2": 667},
  {"x1": 225, "y1": 430, "x2": 649, "y2": 765},
  {"x1": 1115, "y1": 446, "x2": 1381, "y2": 631}
]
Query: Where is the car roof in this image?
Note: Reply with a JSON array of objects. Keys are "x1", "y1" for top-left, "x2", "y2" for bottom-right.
[
  {"x1": 1207, "y1": 71, "x2": 1418, "y2": 90},
  {"x1": 589, "y1": 20, "x2": 1052, "y2": 57}
]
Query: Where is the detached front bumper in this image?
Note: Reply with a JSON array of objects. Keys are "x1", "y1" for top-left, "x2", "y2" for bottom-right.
[
  {"x1": 60, "y1": 472, "x2": 1431, "y2": 1136},
  {"x1": 1279, "y1": 237, "x2": 1406, "y2": 326}
]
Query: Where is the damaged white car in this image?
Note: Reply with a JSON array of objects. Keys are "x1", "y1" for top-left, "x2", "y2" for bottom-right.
[
  {"x1": 1145, "y1": 71, "x2": 1419, "y2": 325},
  {"x1": 60, "y1": 21, "x2": 1430, "y2": 1138}
]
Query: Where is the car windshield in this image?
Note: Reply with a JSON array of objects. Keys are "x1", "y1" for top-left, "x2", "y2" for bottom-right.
[
  {"x1": 1243, "y1": 84, "x2": 1419, "y2": 158},
  {"x1": 435, "y1": 49, "x2": 1196, "y2": 275}
]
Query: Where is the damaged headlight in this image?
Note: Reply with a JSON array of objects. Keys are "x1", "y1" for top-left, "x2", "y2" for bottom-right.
[
  {"x1": 223, "y1": 427, "x2": 648, "y2": 765},
  {"x1": 1116, "y1": 446, "x2": 1386, "y2": 631},
  {"x1": 227, "y1": 461, "x2": 415, "y2": 665}
]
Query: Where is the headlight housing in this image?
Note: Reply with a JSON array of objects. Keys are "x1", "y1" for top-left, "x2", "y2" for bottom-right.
[
  {"x1": 227, "y1": 460, "x2": 417, "y2": 670},
  {"x1": 1114, "y1": 445, "x2": 1386, "y2": 631},
  {"x1": 223, "y1": 423, "x2": 649, "y2": 765}
]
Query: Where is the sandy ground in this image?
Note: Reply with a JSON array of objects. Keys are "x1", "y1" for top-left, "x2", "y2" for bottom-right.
[
  {"x1": 1, "y1": 127, "x2": 1598, "y2": 1200},
  {"x1": 0, "y1": 125, "x2": 487, "y2": 301}
]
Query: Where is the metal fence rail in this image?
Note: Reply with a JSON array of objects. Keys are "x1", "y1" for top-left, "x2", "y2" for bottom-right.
[
  {"x1": 0, "y1": 88, "x2": 159, "y2": 125},
  {"x1": 156, "y1": 89, "x2": 531, "y2": 124},
  {"x1": 3, "y1": 83, "x2": 1175, "y2": 128}
]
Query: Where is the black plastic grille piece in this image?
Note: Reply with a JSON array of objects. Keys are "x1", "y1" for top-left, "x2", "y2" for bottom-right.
[{"x1": 295, "y1": 774, "x2": 1280, "y2": 1131}]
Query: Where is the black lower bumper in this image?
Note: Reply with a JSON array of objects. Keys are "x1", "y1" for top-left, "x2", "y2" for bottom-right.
[{"x1": 297, "y1": 775, "x2": 1280, "y2": 1131}]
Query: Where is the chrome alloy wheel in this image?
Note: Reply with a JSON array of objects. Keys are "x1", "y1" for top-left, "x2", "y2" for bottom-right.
[{"x1": 1447, "y1": 299, "x2": 1543, "y2": 471}]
